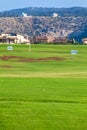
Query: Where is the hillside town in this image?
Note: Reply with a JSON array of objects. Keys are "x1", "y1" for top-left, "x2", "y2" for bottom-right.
[
  {"x1": 0, "y1": 33, "x2": 87, "y2": 44},
  {"x1": 0, "y1": 33, "x2": 75, "y2": 44},
  {"x1": 0, "y1": 15, "x2": 87, "y2": 44}
]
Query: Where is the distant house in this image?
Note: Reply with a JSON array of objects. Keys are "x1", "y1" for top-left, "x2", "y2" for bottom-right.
[
  {"x1": 53, "y1": 37, "x2": 68, "y2": 44},
  {"x1": 82, "y1": 38, "x2": 87, "y2": 44},
  {"x1": 33, "y1": 36, "x2": 48, "y2": 44},
  {"x1": 7, "y1": 34, "x2": 17, "y2": 43},
  {"x1": 0, "y1": 35, "x2": 7, "y2": 43},
  {"x1": 46, "y1": 35, "x2": 55, "y2": 43},
  {"x1": 0, "y1": 33, "x2": 30, "y2": 44},
  {"x1": 16, "y1": 34, "x2": 30, "y2": 44}
]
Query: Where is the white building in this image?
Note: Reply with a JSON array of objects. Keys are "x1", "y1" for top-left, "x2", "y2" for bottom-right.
[
  {"x1": 16, "y1": 34, "x2": 30, "y2": 44},
  {"x1": 82, "y1": 38, "x2": 87, "y2": 44},
  {"x1": 0, "y1": 33, "x2": 30, "y2": 44}
]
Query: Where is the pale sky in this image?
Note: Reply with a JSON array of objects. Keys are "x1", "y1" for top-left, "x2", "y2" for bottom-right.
[{"x1": 0, "y1": 0, "x2": 87, "y2": 12}]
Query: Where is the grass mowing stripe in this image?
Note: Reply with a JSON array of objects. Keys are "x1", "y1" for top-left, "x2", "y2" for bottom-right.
[
  {"x1": 0, "y1": 100, "x2": 87, "y2": 130},
  {"x1": 0, "y1": 99, "x2": 86, "y2": 104},
  {"x1": 0, "y1": 77, "x2": 87, "y2": 104},
  {"x1": 0, "y1": 71, "x2": 87, "y2": 78}
]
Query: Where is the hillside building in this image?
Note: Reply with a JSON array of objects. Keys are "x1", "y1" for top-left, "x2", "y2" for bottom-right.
[
  {"x1": 33, "y1": 36, "x2": 48, "y2": 44},
  {"x1": 0, "y1": 33, "x2": 30, "y2": 44},
  {"x1": 82, "y1": 38, "x2": 87, "y2": 44}
]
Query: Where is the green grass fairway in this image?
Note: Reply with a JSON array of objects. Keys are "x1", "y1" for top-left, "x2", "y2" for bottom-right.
[{"x1": 0, "y1": 44, "x2": 87, "y2": 130}]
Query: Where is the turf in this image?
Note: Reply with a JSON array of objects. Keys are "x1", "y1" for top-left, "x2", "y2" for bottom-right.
[{"x1": 0, "y1": 44, "x2": 87, "y2": 130}]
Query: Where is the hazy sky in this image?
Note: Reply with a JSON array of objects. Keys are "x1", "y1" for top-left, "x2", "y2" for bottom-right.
[{"x1": 0, "y1": 0, "x2": 87, "y2": 12}]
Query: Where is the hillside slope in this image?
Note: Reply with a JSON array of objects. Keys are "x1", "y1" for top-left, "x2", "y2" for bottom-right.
[
  {"x1": 0, "y1": 16, "x2": 87, "y2": 42},
  {"x1": 0, "y1": 7, "x2": 87, "y2": 42}
]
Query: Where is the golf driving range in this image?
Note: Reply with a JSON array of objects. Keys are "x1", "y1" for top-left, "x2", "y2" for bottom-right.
[{"x1": 0, "y1": 44, "x2": 87, "y2": 130}]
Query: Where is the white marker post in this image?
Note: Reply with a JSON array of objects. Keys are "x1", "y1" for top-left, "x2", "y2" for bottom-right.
[
  {"x1": 71, "y1": 50, "x2": 78, "y2": 59},
  {"x1": 28, "y1": 43, "x2": 31, "y2": 52}
]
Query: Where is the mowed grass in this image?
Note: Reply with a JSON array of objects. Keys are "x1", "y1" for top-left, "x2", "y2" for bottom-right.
[
  {"x1": 0, "y1": 44, "x2": 87, "y2": 130},
  {"x1": 0, "y1": 44, "x2": 87, "y2": 77}
]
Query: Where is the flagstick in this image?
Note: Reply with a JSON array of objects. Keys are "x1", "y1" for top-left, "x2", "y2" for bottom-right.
[{"x1": 29, "y1": 43, "x2": 31, "y2": 52}]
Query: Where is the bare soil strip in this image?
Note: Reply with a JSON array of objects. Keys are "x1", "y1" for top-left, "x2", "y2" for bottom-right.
[
  {"x1": 0, "y1": 65, "x2": 12, "y2": 68},
  {"x1": 0, "y1": 55, "x2": 65, "y2": 62}
]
